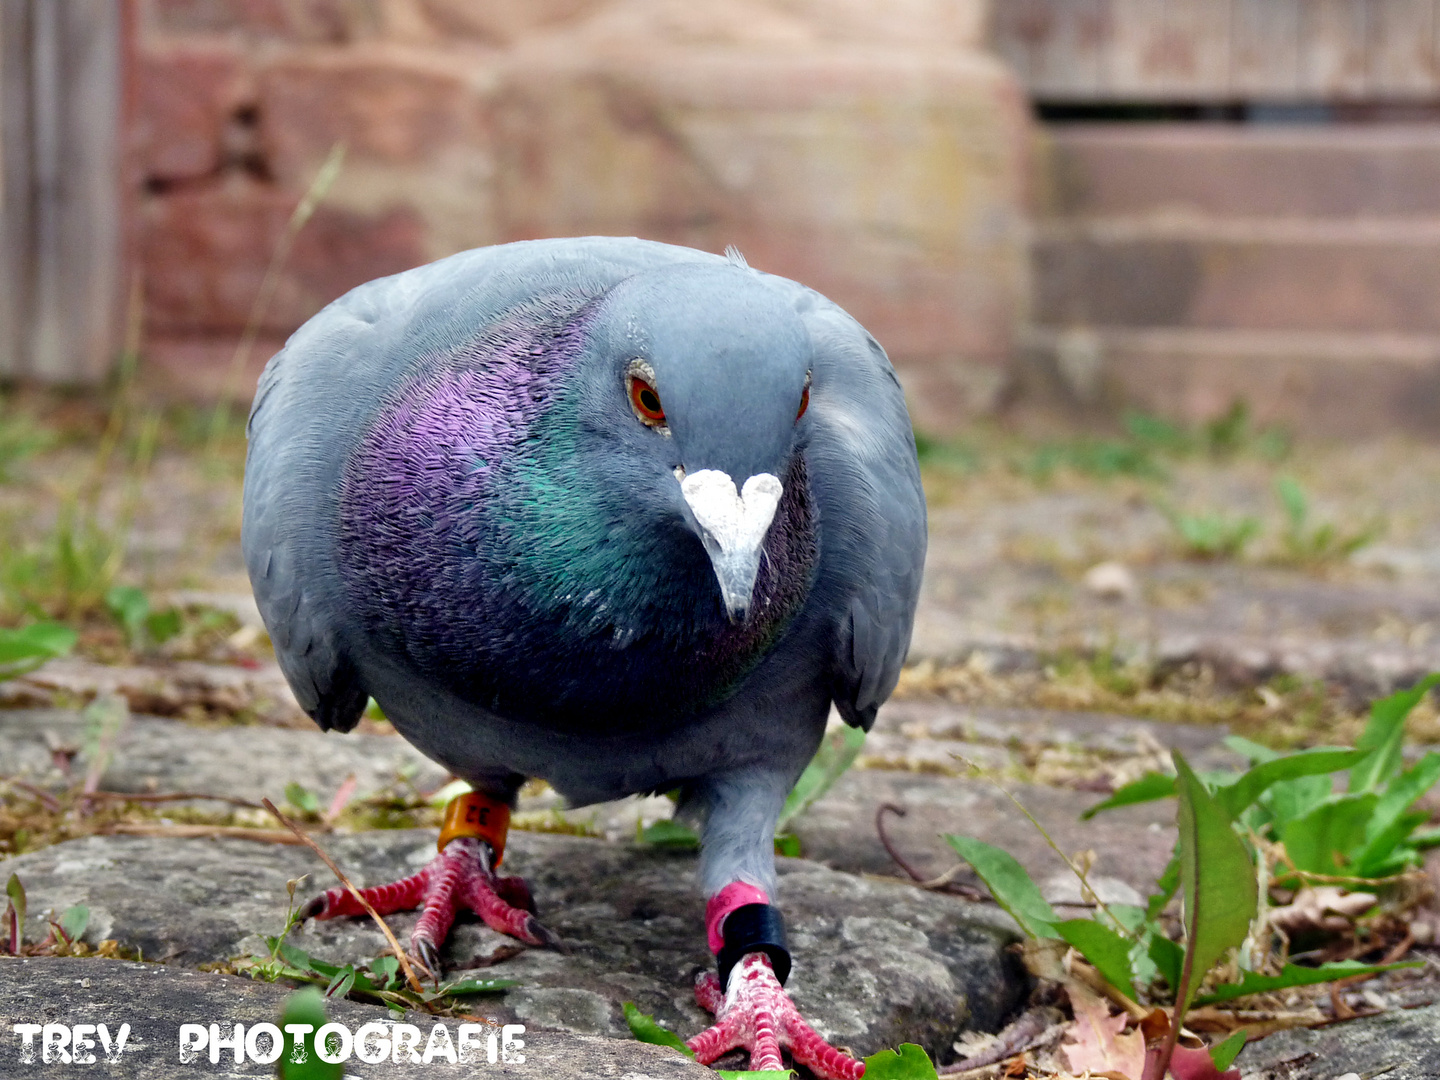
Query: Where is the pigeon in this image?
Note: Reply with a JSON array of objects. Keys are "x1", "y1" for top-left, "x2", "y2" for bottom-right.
[{"x1": 242, "y1": 236, "x2": 926, "y2": 1078}]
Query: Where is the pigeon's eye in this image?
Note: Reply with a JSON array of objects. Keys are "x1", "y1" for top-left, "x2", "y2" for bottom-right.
[{"x1": 629, "y1": 376, "x2": 666, "y2": 426}]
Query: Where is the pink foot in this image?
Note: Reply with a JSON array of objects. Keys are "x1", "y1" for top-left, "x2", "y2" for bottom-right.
[
  {"x1": 688, "y1": 953, "x2": 864, "y2": 1079},
  {"x1": 300, "y1": 836, "x2": 560, "y2": 975}
]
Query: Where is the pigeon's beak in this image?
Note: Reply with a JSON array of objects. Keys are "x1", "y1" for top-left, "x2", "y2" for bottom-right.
[{"x1": 680, "y1": 469, "x2": 783, "y2": 622}]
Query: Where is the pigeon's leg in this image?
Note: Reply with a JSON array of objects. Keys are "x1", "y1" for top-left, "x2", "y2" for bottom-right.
[
  {"x1": 687, "y1": 887, "x2": 865, "y2": 1079},
  {"x1": 301, "y1": 789, "x2": 559, "y2": 975}
]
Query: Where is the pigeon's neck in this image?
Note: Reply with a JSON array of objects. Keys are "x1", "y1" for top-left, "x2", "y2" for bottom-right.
[{"x1": 336, "y1": 305, "x2": 819, "y2": 732}]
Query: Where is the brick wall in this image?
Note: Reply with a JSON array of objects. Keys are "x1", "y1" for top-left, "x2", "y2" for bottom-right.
[{"x1": 131, "y1": 0, "x2": 1029, "y2": 432}]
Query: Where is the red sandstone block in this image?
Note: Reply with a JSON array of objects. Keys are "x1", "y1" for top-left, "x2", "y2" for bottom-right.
[
  {"x1": 1045, "y1": 124, "x2": 1440, "y2": 219},
  {"x1": 141, "y1": 179, "x2": 426, "y2": 335},
  {"x1": 148, "y1": 0, "x2": 357, "y2": 43},
  {"x1": 134, "y1": 40, "x2": 251, "y2": 182},
  {"x1": 416, "y1": 0, "x2": 605, "y2": 45},
  {"x1": 257, "y1": 46, "x2": 490, "y2": 183}
]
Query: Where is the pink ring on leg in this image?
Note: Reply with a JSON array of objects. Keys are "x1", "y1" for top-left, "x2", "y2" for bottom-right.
[{"x1": 705, "y1": 882, "x2": 770, "y2": 955}]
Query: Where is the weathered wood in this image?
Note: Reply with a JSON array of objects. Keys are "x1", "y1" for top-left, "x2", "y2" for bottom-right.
[
  {"x1": 1367, "y1": 0, "x2": 1438, "y2": 96},
  {"x1": 1301, "y1": 0, "x2": 1370, "y2": 98},
  {"x1": 989, "y1": 0, "x2": 1440, "y2": 102},
  {"x1": 0, "y1": 0, "x2": 122, "y2": 383}
]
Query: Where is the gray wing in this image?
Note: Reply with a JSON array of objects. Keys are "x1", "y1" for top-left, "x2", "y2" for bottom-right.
[
  {"x1": 242, "y1": 237, "x2": 723, "y2": 733},
  {"x1": 791, "y1": 290, "x2": 927, "y2": 730}
]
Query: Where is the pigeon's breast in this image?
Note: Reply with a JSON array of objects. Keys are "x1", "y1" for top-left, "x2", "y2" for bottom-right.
[{"x1": 334, "y1": 313, "x2": 819, "y2": 736}]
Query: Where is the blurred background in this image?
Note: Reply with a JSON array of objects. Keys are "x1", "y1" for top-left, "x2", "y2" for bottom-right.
[
  {"x1": 10, "y1": 0, "x2": 1440, "y2": 438},
  {"x1": 9, "y1": 6, "x2": 1440, "y2": 1043}
]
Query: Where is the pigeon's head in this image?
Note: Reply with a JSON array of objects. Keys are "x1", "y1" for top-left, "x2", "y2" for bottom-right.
[{"x1": 584, "y1": 260, "x2": 813, "y2": 622}]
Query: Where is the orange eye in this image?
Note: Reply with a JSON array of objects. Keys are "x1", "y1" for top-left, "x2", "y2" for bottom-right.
[
  {"x1": 796, "y1": 385, "x2": 810, "y2": 421},
  {"x1": 630, "y1": 376, "x2": 666, "y2": 425}
]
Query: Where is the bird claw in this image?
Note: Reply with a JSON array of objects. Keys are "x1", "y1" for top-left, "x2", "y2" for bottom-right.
[
  {"x1": 301, "y1": 836, "x2": 555, "y2": 975},
  {"x1": 688, "y1": 953, "x2": 864, "y2": 1080},
  {"x1": 414, "y1": 937, "x2": 444, "y2": 983}
]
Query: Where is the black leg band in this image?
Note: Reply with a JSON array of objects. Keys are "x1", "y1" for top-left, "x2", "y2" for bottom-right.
[{"x1": 716, "y1": 903, "x2": 791, "y2": 989}]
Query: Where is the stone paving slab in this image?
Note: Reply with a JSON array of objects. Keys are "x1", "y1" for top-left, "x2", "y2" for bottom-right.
[
  {"x1": 0, "y1": 708, "x2": 450, "y2": 804},
  {"x1": 0, "y1": 956, "x2": 709, "y2": 1079},
  {"x1": 0, "y1": 830, "x2": 1026, "y2": 1063},
  {"x1": 1235, "y1": 1002, "x2": 1440, "y2": 1080},
  {"x1": 795, "y1": 769, "x2": 1179, "y2": 903}
]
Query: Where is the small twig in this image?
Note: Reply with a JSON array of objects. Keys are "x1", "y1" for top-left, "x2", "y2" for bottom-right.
[
  {"x1": 954, "y1": 754, "x2": 1125, "y2": 935},
  {"x1": 5, "y1": 779, "x2": 61, "y2": 812},
  {"x1": 261, "y1": 797, "x2": 425, "y2": 995},
  {"x1": 208, "y1": 143, "x2": 346, "y2": 453},
  {"x1": 79, "y1": 696, "x2": 130, "y2": 814},
  {"x1": 876, "y1": 804, "x2": 927, "y2": 882},
  {"x1": 87, "y1": 790, "x2": 263, "y2": 809},
  {"x1": 875, "y1": 804, "x2": 985, "y2": 898},
  {"x1": 939, "y1": 1006, "x2": 1056, "y2": 1074},
  {"x1": 1328, "y1": 929, "x2": 1416, "y2": 1016},
  {"x1": 323, "y1": 774, "x2": 358, "y2": 825}
]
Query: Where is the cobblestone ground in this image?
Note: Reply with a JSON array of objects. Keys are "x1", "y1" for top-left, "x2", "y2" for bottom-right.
[{"x1": 5, "y1": 406, "x2": 1440, "y2": 1073}]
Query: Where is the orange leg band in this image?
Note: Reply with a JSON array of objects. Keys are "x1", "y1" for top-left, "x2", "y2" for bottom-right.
[{"x1": 437, "y1": 790, "x2": 511, "y2": 864}]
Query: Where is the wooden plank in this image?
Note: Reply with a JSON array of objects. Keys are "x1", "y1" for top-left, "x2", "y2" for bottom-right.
[
  {"x1": 0, "y1": 1, "x2": 33, "y2": 378},
  {"x1": 990, "y1": 0, "x2": 1111, "y2": 100},
  {"x1": 2, "y1": 0, "x2": 122, "y2": 383},
  {"x1": 1299, "y1": 0, "x2": 1372, "y2": 98},
  {"x1": 1367, "y1": 0, "x2": 1438, "y2": 96},
  {"x1": 1231, "y1": 0, "x2": 1302, "y2": 98},
  {"x1": 1103, "y1": 0, "x2": 1166, "y2": 96}
]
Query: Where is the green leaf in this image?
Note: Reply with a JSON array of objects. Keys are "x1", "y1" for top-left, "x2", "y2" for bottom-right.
[
  {"x1": 279, "y1": 987, "x2": 342, "y2": 1080},
  {"x1": 1210, "y1": 1030, "x2": 1247, "y2": 1071},
  {"x1": 1056, "y1": 918, "x2": 1137, "y2": 1000},
  {"x1": 944, "y1": 835, "x2": 1058, "y2": 939},
  {"x1": 1216, "y1": 748, "x2": 1367, "y2": 819},
  {"x1": 1368, "y1": 752, "x2": 1440, "y2": 842},
  {"x1": 57, "y1": 904, "x2": 89, "y2": 944},
  {"x1": 862, "y1": 1043, "x2": 939, "y2": 1079},
  {"x1": 4, "y1": 872, "x2": 26, "y2": 952},
  {"x1": 638, "y1": 819, "x2": 700, "y2": 849},
  {"x1": 1195, "y1": 960, "x2": 1420, "y2": 1006},
  {"x1": 144, "y1": 608, "x2": 182, "y2": 645},
  {"x1": 1148, "y1": 932, "x2": 1185, "y2": 991},
  {"x1": 1081, "y1": 772, "x2": 1176, "y2": 819},
  {"x1": 773, "y1": 833, "x2": 802, "y2": 857},
  {"x1": 1276, "y1": 476, "x2": 1308, "y2": 531},
  {"x1": 623, "y1": 1002, "x2": 696, "y2": 1058},
  {"x1": 276, "y1": 939, "x2": 340, "y2": 979},
  {"x1": 1223, "y1": 735, "x2": 1280, "y2": 764},
  {"x1": 1355, "y1": 806, "x2": 1432, "y2": 878},
  {"x1": 778, "y1": 724, "x2": 866, "y2": 831},
  {"x1": 1147, "y1": 855, "x2": 1180, "y2": 921},
  {"x1": 1280, "y1": 793, "x2": 1377, "y2": 875},
  {"x1": 1261, "y1": 773, "x2": 1333, "y2": 831},
  {"x1": 105, "y1": 585, "x2": 149, "y2": 640},
  {"x1": 0, "y1": 622, "x2": 77, "y2": 679},
  {"x1": 324, "y1": 966, "x2": 355, "y2": 999},
  {"x1": 369, "y1": 954, "x2": 399, "y2": 989},
  {"x1": 1352, "y1": 675, "x2": 1440, "y2": 792},
  {"x1": 434, "y1": 977, "x2": 517, "y2": 996},
  {"x1": 1174, "y1": 752, "x2": 1258, "y2": 1012},
  {"x1": 284, "y1": 782, "x2": 321, "y2": 816}
]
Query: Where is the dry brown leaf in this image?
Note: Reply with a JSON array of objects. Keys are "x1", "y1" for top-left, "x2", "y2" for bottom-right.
[
  {"x1": 1061, "y1": 983, "x2": 1146, "y2": 1080},
  {"x1": 1268, "y1": 886, "x2": 1377, "y2": 935}
]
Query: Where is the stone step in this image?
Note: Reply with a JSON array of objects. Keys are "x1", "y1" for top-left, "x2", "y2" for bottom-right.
[
  {"x1": 1019, "y1": 326, "x2": 1440, "y2": 437},
  {"x1": 1043, "y1": 123, "x2": 1440, "y2": 219},
  {"x1": 1033, "y1": 215, "x2": 1440, "y2": 335}
]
